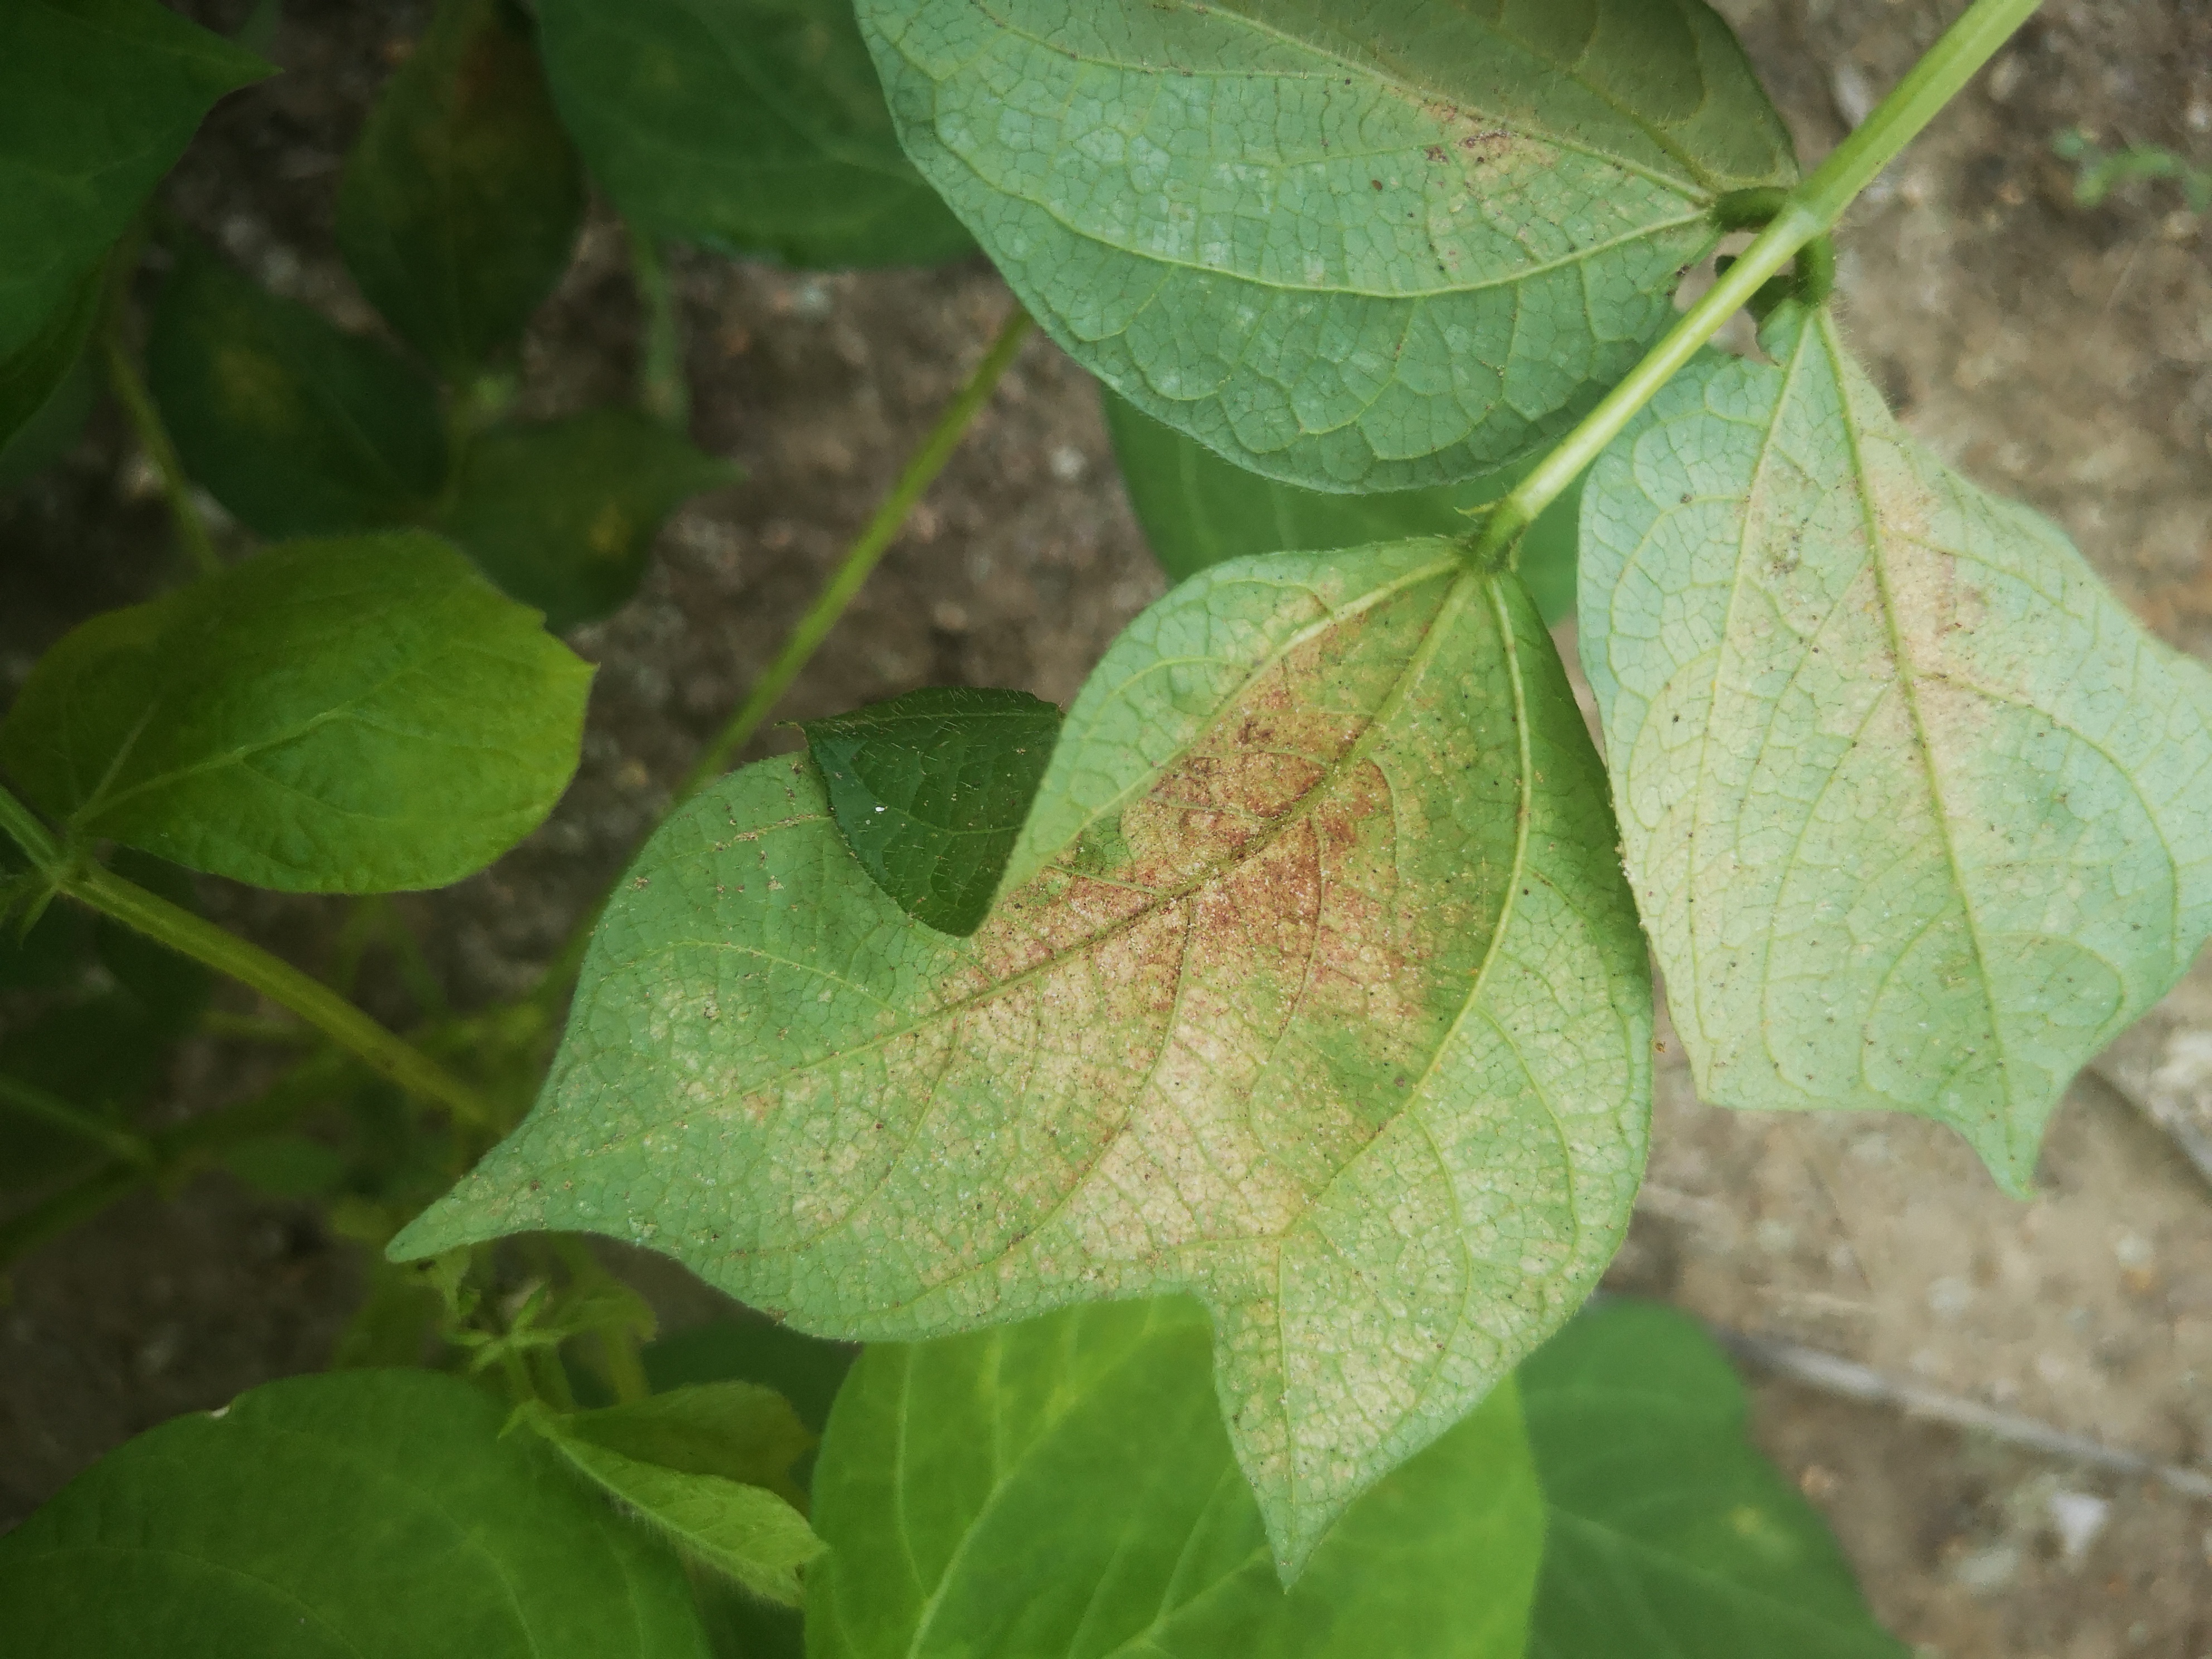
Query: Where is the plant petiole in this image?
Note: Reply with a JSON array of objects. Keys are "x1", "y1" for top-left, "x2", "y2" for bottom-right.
[{"x1": 0, "y1": 1073, "x2": 154, "y2": 1167}]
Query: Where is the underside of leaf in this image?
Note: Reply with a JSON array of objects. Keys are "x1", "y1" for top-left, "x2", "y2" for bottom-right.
[
  {"x1": 395, "y1": 542, "x2": 1650, "y2": 1575},
  {"x1": 1579, "y1": 304, "x2": 2212, "y2": 1192},
  {"x1": 858, "y1": 0, "x2": 1796, "y2": 490}
]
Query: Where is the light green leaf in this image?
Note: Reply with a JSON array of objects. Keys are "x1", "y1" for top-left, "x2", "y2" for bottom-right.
[
  {"x1": 147, "y1": 241, "x2": 448, "y2": 537},
  {"x1": 392, "y1": 542, "x2": 1650, "y2": 1573},
  {"x1": 1577, "y1": 303, "x2": 2212, "y2": 1193},
  {"x1": 0, "y1": 1369, "x2": 710, "y2": 1658},
  {"x1": 1102, "y1": 385, "x2": 1580, "y2": 622},
  {"x1": 535, "y1": 0, "x2": 975, "y2": 269},
  {"x1": 0, "y1": 0, "x2": 267, "y2": 362},
  {"x1": 1522, "y1": 1299, "x2": 1906, "y2": 1658},
  {"x1": 522, "y1": 1384, "x2": 824, "y2": 1605},
  {"x1": 438, "y1": 409, "x2": 741, "y2": 630},
  {"x1": 808, "y1": 1298, "x2": 1541, "y2": 1653},
  {"x1": 337, "y1": 0, "x2": 585, "y2": 378},
  {"x1": 801, "y1": 686, "x2": 1061, "y2": 936},
  {"x1": 0, "y1": 533, "x2": 593, "y2": 893},
  {"x1": 859, "y1": 0, "x2": 1795, "y2": 491}
]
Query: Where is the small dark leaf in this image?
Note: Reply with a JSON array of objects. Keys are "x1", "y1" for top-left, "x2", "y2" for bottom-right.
[
  {"x1": 439, "y1": 409, "x2": 740, "y2": 629},
  {"x1": 0, "y1": 996, "x2": 165, "y2": 1191},
  {"x1": 0, "y1": 255, "x2": 103, "y2": 464},
  {"x1": 0, "y1": 0, "x2": 266, "y2": 362},
  {"x1": 147, "y1": 242, "x2": 447, "y2": 537},
  {"x1": 642, "y1": 1318, "x2": 857, "y2": 1436},
  {"x1": 800, "y1": 687, "x2": 1060, "y2": 937},
  {"x1": 220, "y1": 1132, "x2": 348, "y2": 1198},
  {"x1": 337, "y1": 0, "x2": 585, "y2": 378},
  {"x1": 1521, "y1": 1300, "x2": 1907, "y2": 1658},
  {"x1": 0, "y1": 1369, "x2": 712, "y2": 1657},
  {"x1": 535, "y1": 0, "x2": 974, "y2": 269},
  {"x1": 1102, "y1": 387, "x2": 1581, "y2": 623}
]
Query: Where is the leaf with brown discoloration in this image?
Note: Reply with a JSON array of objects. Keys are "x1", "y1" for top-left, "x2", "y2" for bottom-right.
[
  {"x1": 1579, "y1": 302, "x2": 2212, "y2": 1194},
  {"x1": 393, "y1": 541, "x2": 1651, "y2": 1576}
]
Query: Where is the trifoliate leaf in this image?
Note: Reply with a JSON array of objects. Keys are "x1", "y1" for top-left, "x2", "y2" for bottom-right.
[
  {"x1": 1578, "y1": 302, "x2": 2212, "y2": 1193},
  {"x1": 394, "y1": 542, "x2": 1651, "y2": 1574},
  {"x1": 808, "y1": 1298, "x2": 1541, "y2": 1653},
  {"x1": 535, "y1": 0, "x2": 975, "y2": 269},
  {"x1": 858, "y1": 0, "x2": 1796, "y2": 491},
  {"x1": 0, "y1": 534, "x2": 593, "y2": 892},
  {"x1": 800, "y1": 686, "x2": 1061, "y2": 936}
]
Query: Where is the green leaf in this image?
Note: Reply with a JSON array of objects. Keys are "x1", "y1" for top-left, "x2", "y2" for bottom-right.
[
  {"x1": 147, "y1": 241, "x2": 448, "y2": 537},
  {"x1": 808, "y1": 1298, "x2": 1541, "y2": 1653},
  {"x1": 800, "y1": 686, "x2": 1060, "y2": 936},
  {"x1": 1577, "y1": 302, "x2": 2212, "y2": 1193},
  {"x1": 337, "y1": 0, "x2": 585, "y2": 378},
  {"x1": 0, "y1": 533, "x2": 593, "y2": 892},
  {"x1": 0, "y1": 0, "x2": 267, "y2": 362},
  {"x1": 641, "y1": 1318, "x2": 858, "y2": 1434},
  {"x1": 393, "y1": 543, "x2": 1651, "y2": 1572},
  {"x1": 221, "y1": 1132, "x2": 350, "y2": 1198},
  {"x1": 438, "y1": 409, "x2": 740, "y2": 630},
  {"x1": 0, "y1": 255, "x2": 102, "y2": 464},
  {"x1": 521, "y1": 1384, "x2": 824, "y2": 1605},
  {"x1": 535, "y1": 0, "x2": 975, "y2": 270},
  {"x1": 1521, "y1": 1300, "x2": 1906, "y2": 1657},
  {"x1": 1102, "y1": 385, "x2": 1580, "y2": 623},
  {"x1": 858, "y1": 0, "x2": 1795, "y2": 491},
  {"x1": 0, "y1": 1368, "x2": 711, "y2": 1658}
]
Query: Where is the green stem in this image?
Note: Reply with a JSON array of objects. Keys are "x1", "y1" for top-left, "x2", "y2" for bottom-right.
[
  {"x1": 0, "y1": 1073, "x2": 152, "y2": 1166},
  {"x1": 1471, "y1": 0, "x2": 2043, "y2": 567},
  {"x1": 103, "y1": 333, "x2": 220, "y2": 579},
  {"x1": 0, "y1": 785, "x2": 496, "y2": 1129},
  {"x1": 629, "y1": 226, "x2": 689, "y2": 429},
  {"x1": 526, "y1": 304, "x2": 1035, "y2": 1004}
]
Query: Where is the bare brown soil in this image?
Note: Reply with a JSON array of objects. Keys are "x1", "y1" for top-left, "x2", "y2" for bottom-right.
[{"x1": 3, "y1": 2, "x2": 2209, "y2": 1652}]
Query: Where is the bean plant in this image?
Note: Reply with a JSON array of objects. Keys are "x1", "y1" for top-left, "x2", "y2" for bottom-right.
[{"x1": 0, "y1": 0, "x2": 2188, "y2": 1654}]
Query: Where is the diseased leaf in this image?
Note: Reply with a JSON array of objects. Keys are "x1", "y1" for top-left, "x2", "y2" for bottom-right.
[
  {"x1": 0, "y1": 0, "x2": 266, "y2": 362},
  {"x1": 536, "y1": 0, "x2": 975, "y2": 269},
  {"x1": 808, "y1": 1298, "x2": 1541, "y2": 1654},
  {"x1": 0, "y1": 533, "x2": 593, "y2": 893},
  {"x1": 1578, "y1": 303, "x2": 2212, "y2": 1192},
  {"x1": 337, "y1": 0, "x2": 585, "y2": 378},
  {"x1": 1103, "y1": 385, "x2": 1580, "y2": 622},
  {"x1": 521, "y1": 1385, "x2": 824, "y2": 1605},
  {"x1": 438, "y1": 409, "x2": 740, "y2": 630},
  {"x1": 147, "y1": 241, "x2": 448, "y2": 537},
  {"x1": 800, "y1": 686, "x2": 1061, "y2": 936},
  {"x1": 860, "y1": 0, "x2": 1795, "y2": 491},
  {"x1": 1522, "y1": 1300, "x2": 1906, "y2": 1658},
  {"x1": 0, "y1": 1369, "x2": 710, "y2": 1658},
  {"x1": 393, "y1": 542, "x2": 1651, "y2": 1573}
]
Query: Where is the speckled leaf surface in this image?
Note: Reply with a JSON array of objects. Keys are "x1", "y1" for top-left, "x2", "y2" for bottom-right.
[
  {"x1": 858, "y1": 0, "x2": 1794, "y2": 492},
  {"x1": 395, "y1": 541, "x2": 1650, "y2": 1572},
  {"x1": 0, "y1": 535, "x2": 592, "y2": 893},
  {"x1": 0, "y1": 1369, "x2": 710, "y2": 1659},
  {"x1": 1102, "y1": 385, "x2": 1580, "y2": 622},
  {"x1": 1522, "y1": 1301, "x2": 1905, "y2": 1658},
  {"x1": 807, "y1": 1299, "x2": 1540, "y2": 1652},
  {"x1": 1578, "y1": 303, "x2": 2212, "y2": 1193},
  {"x1": 536, "y1": 0, "x2": 975, "y2": 269},
  {"x1": 801, "y1": 686, "x2": 1061, "y2": 936}
]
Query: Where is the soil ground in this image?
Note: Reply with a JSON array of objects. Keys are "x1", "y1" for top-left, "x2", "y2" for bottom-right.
[{"x1": 3, "y1": 2, "x2": 2210, "y2": 1653}]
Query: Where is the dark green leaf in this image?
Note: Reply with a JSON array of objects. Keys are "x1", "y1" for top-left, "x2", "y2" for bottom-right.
[
  {"x1": 810, "y1": 1298, "x2": 1541, "y2": 1650},
  {"x1": 0, "y1": 533, "x2": 593, "y2": 892},
  {"x1": 0, "y1": 0, "x2": 266, "y2": 362},
  {"x1": 0, "y1": 1368, "x2": 711, "y2": 1658},
  {"x1": 0, "y1": 886, "x2": 89, "y2": 992},
  {"x1": 1521, "y1": 1300, "x2": 1907, "y2": 1658},
  {"x1": 220, "y1": 1132, "x2": 349, "y2": 1197},
  {"x1": 0, "y1": 256, "x2": 102, "y2": 464},
  {"x1": 337, "y1": 0, "x2": 585, "y2": 377},
  {"x1": 522, "y1": 1385, "x2": 824, "y2": 1604},
  {"x1": 0, "y1": 996, "x2": 166, "y2": 1190},
  {"x1": 147, "y1": 241, "x2": 448, "y2": 537},
  {"x1": 1102, "y1": 386, "x2": 1580, "y2": 623},
  {"x1": 642, "y1": 1319, "x2": 857, "y2": 1435},
  {"x1": 860, "y1": 0, "x2": 1796, "y2": 490},
  {"x1": 95, "y1": 850, "x2": 211, "y2": 1038},
  {"x1": 439, "y1": 409, "x2": 740, "y2": 630},
  {"x1": 536, "y1": 0, "x2": 974, "y2": 269},
  {"x1": 800, "y1": 686, "x2": 1060, "y2": 935}
]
